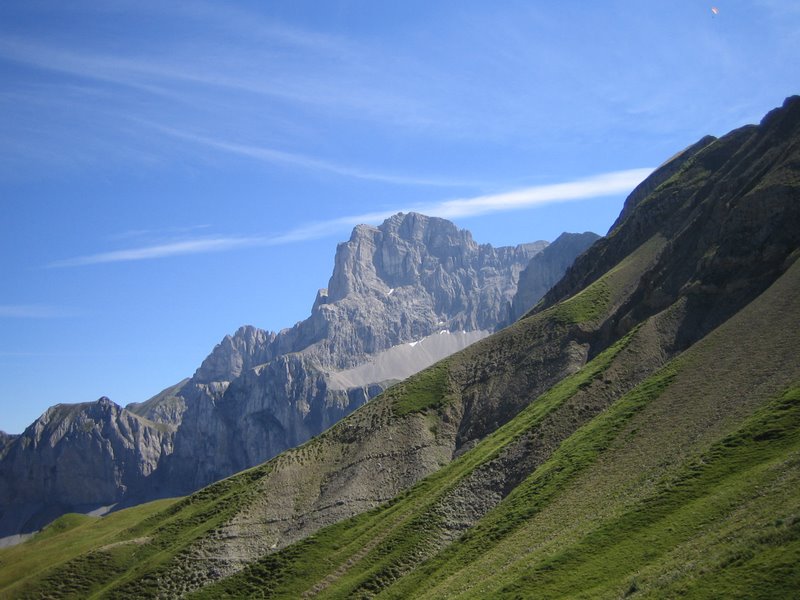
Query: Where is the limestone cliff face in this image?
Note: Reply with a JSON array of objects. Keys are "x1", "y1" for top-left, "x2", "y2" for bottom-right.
[
  {"x1": 193, "y1": 326, "x2": 278, "y2": 384},
  {"x1": 0, "y1": 398, "x2": 173, "y2": 537},
  {"x1": 158, "y1": 213, "x2": 546, "y2": 495},
  {"x1": 1, "y1": 213, "x2": 552, "y2": 538},
  {"x1": 294, "y1": 213, "x2": 546, "y2": 368},
  {"x1": 160, "y1": 352, "x2": 385, "y2": 494}
]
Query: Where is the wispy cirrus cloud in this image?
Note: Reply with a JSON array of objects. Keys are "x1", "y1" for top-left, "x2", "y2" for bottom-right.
[
  {"x1": 0, "y1": 31, "x2": 475, "y2": 186},
  {"x1": 0, "y1": 31, "x2": 438, "y2": 132},
  {"x1": 419, "y1": 168, "x2": 654, "y2": 219},
  {"x1": 47, "y1": 236, "x2": 264, "y2": 268},
  {"x1": 107, "y1": 224, "x2": 212, "y2": 242},
  {"x1": 270, "y1": 167, "x2": 653, "y2": 239},
  {"x1": 267, "y1": 210, "x2": 402, "y2": 245},
  {"x1": 48, "y1": 167, "x2": 652, "y2": 268},
  {"x1": 0, "y1": 37, "x2": 178, "y2": 98},
  {"x1": 272, "y1": 168, "x2": 654, "y2": 241},
  {"x1": 149, "y1": 124, "x2": 485, "y2": 187}
]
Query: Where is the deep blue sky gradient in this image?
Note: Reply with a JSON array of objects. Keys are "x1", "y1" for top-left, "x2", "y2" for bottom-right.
[{"x1": 1, "y1": 1, "x2": 798, "y2": 433}]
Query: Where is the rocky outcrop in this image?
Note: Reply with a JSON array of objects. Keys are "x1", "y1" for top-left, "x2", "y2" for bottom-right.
[
  {"x1": 125, "y1": 379, "x2": 189, "y2": 426},
  {"x1": 508, "y1": 231, "x2": 600, "y2": 323},
  {"x1": 157, "y1": 352, "x2": 354, "y2": 494},
  {"x1": 0, "y1": 431, "x2": 16, "y2": 459},
  {"x1": 275, "y1": 213, "x2": 547, "y2": 368},
  {"x1": 192, "y1": 326, "x2": 278, "y2": 384},
  {"x1": 0, "y1": 397, "x2": 174, "y2": 539},
  {"x1": 156, "y1": 213, "x2": 547, "y2": 495}
]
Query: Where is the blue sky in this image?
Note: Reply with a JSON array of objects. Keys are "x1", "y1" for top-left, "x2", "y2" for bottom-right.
[{"x1": 1, "y1": 1, "x2": 798, "y2": 434}]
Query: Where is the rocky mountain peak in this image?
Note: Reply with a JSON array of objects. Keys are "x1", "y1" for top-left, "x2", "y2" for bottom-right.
[
  {"x1": 382, "y1": 212, "x2": 478, "y2": 265},
  {"x1": 306, "y1": 212, "x2": 548, "y2": 367},
  {"x1": 1, "y1": 396, "x2": 174, "y2": 536},
  {"x1": 349, "y1": 222, "x2": 380, "y2": 241},
  {"x1": 193, "y1": 325, "x2": 277, "y2": 384},
  {"x1": 326, "y1": 225, "x2": 382, "y2": 303},
  {"x1": 29, "y1": 397, "x2": 122, "y2": 445},
  {"x1": 325, "y1": 213, "x2": 473, "y2": 302},
  {"x1": 327, "y1": 212, "x2": 513, "y2": 304},
  {"x1": 379, "y1": 212, "x2": 474, "y2": 247}
]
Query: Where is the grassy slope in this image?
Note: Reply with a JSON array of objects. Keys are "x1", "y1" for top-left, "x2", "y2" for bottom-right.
[
  {"x1": 460, "y1": 386, "x2": 800, "y2": 600},
  {"x1": 188, "y1": 331, "x2": 639, "y2": 599},
  {"x1": 0, "y1": 500, "x2": 176, "y2": 596},
  {"x1": 403, "y1": 257, "x2": 800, "y2": 599},
  {"x1": 0, "y1": 463, "x2": 273, "y2": 598},
  {"x1": 0, "y1": 232, "x2": 667, "y2": 599},
  {"x1": 195, "y1": 258, "x2": 800, "y2": 599},
  {"x1": 0, "y1": 242, "x2": 795, "y2": 599},
  {"x1": 549, "y1": 234, "x2": 665, "y2": 327},
  {"x1": 174, "y1": 237, "x2": 666, "y2": 598}
]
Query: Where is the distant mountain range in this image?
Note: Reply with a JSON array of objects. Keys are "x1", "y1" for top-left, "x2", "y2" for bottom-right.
[
  {"x1": 0, "y1": 212, "x2": 596, "y2": 544},
  {"x1": 1, "y1": 96, "x2": 795, "y2": 598}
]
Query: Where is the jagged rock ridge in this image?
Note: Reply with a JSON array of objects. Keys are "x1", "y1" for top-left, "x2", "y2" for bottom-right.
[{"x1": 264, "y1": 212, "x2": 548, "y2": 368}]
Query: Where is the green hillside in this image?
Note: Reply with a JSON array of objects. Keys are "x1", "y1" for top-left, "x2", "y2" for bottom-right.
[
  {"x1": 1, "y1": 98, "x2": 799, "y2": 598},
  {"x1": 192, "y1": 256, "x2": 800, "y2": 599},
  {"x1": 2, "y1": 256, "x2": 797, "y2": 599}
]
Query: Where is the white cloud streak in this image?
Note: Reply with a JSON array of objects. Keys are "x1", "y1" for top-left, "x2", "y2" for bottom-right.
[
  {"x1": 267, "y1": 211, "x2": 403, "y2": 245},
  {"x1": 146, "y1": 124, "x2": 484, "y2": 187},
  {"x1": 48, "y1": 237, "x2": 263, "y2": 268},
  {"x1": 107, "y1": 224, "x2": 212, "y2": 242},
  {"x1": 272, "y1": 168, "x2": 654, "y2": 241},
  {"x1": 420, "y1": 168, "x2": 655, "y2": 219},
  {"x1": 49, "y1": 167, "x2": 652, "y2": 268}
]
